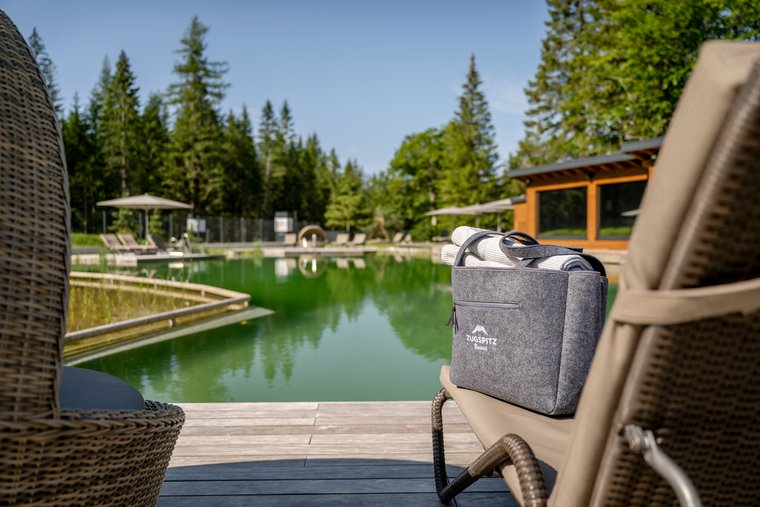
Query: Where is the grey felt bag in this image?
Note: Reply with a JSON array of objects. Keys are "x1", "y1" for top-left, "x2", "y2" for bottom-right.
[{"x1": 448, "y1": 230, "x2": 608, "y2": 415}]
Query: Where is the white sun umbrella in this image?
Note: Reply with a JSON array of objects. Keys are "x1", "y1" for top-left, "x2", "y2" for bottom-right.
[
  {"x1": 97, "y1": 193, "x2": 193, "y2": 239},
  {"x1": 474, "y1": 197, "x2": 524, "y2": 231},
  {"x1": 425, "y1": 204, "x2": 486, "y2": 228}
]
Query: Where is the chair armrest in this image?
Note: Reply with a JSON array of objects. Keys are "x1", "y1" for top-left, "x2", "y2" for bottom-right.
[{"x1": 625, "y1": 425, "x2": 703, "y2": 507}]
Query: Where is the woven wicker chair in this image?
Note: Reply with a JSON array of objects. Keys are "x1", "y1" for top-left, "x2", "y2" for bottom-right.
[
  {"x1": 432, "y1": 41, "x2": 760, "y2": 506},
  {"x1": 0, "y1": 10, "x2": 184, "y2": 506}
]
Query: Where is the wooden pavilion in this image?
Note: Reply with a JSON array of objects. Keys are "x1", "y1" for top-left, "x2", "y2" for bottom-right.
[{"x1": 510, "y1": 137, "x2": 662, "y2": 250}]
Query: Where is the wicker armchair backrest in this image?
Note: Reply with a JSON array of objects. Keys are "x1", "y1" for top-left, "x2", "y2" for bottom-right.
[{"x1": 0, "y1": 9, "x2": 69, "y2": 419}]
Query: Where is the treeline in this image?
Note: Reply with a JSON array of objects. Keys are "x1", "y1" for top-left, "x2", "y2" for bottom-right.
[
  {"x1": 38, "y1": 2, "x2": 760, "y2": 239},
  {"x1": 34, "y1": 17, "x2": 358, "y2": 234},
  {"x1": 511, "y1": 0, "x2": 760, "y2": 167},
  {"x1": 36, "y1": 14, "x2": 509, "y2": 238}
]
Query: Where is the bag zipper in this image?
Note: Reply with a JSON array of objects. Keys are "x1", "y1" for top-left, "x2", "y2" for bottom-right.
[{"x1": 447, "y1": 300, "x2": 520, "y2": 332}]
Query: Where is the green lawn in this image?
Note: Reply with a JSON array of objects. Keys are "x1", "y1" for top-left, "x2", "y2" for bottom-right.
[
  {"x1": 538, "y1": 228, "x2": 587, "y2": 238},
  {"x1": 598, "y1": 226, "x2": 633, "y2": 238},
  {"x1": 71, "y1": 233, "x2": 103, "y2": 247}
]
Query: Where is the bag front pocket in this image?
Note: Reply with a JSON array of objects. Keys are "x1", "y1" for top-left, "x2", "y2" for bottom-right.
[{"x1": 449, "y1": 298, "x2": 564, "y2": 413}]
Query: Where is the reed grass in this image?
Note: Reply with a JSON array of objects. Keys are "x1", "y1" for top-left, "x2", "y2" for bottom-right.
[{"x1": 68, "y1": 284, "x2": 197, "y2": 332}]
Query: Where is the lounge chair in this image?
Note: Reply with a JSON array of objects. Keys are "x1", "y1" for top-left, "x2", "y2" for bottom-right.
[
  {"x1": 431, "y1": 41, "x2": 760, "y2": 506},
  {"x1": 148, "y1": 233, "x2": 185, "y2": 256},
  {"x1": 117, "y1": 233, "x2": 158, "y2": 254},
  {"x1": 99, "y1": 233, "x2": 135, "y2": 252},
  {"x1": 350, "y1": 232, "x2": 367, "y2": 246},
  {"x1": 333, "y1": 232, "x2": 350, "y2": 246},
  {"x1": 0, "y1": 11, "x2": 184, "y2": 505},
  {"x1": 282, "y1": 232, "x2": 297, "y2": 246}
]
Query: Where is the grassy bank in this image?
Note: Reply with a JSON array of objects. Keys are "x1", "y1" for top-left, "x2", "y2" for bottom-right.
[
  {"x1": 68, "y1": 284, "x2": 197, "y2": 332},
  {"x1": 71, "y1": 233, "x2": 103, "y2": 247}
]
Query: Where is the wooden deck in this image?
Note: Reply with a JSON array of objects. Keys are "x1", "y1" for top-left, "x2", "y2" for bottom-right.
[{"x1": 160, "y1": 401, "x2": 517, "y2": 506}]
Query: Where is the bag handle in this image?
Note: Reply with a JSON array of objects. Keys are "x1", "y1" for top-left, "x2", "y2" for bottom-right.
[
  {"x1": 453, "y1": 229, "x2": 548, "y2": 267},
  {"x1": 454, "y1": 230, "x2": 505, "y2": 266},
  {"x1": 502, "y1": 231, "x2": 541, "y2": 246},
  {"x1": 499, "y1": 241, "x2": 606, "y2": 277}
]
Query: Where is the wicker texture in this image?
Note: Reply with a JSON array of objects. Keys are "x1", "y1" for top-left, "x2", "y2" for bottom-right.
[
  {"x1": 0, "y1": 9, "x2": 184, "y2": 506},
  {"x1": 592, "y1": 65, "x2": 760, "y2": 506},
  {"x1": 0, "y1": 8, "x2": 68, "y2": 420}
]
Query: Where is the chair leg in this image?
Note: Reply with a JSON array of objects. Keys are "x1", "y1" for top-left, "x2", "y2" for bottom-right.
[{"x1": 432, "y1": 388, "x2": 548, "y2": 506}]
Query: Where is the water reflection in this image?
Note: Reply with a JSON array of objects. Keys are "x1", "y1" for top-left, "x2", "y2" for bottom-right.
[{"x1": 79, "y1": 255, "x2": 454, "y2": 402}]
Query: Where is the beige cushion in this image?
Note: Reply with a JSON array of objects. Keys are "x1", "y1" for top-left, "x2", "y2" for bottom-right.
[{"x1": 440, "y1": 365, "x2": 574, "y2": 505}]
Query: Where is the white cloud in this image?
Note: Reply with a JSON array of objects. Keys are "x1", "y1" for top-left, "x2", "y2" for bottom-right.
[{"x1": 485, "y1": 76, "x2": 529, "y2": 117}]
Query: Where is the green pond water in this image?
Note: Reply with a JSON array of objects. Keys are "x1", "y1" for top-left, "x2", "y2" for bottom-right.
[{"x1": 78, "y1": 256, "x2": 618, "y2": 403}]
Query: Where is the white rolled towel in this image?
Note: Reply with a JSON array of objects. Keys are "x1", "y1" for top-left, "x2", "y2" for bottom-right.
[
  {"x1": 440, "y1": 244, "x2": 506, "y2": 268},
  {"x1": 450, "y1": 226, "x2": 519, "y2": 267},
  {"x1": 449, "y1": 226, "x2": 593, "y2": 271},
  {"x1": 532, "y1": 254, "x2": 593, "y2": 272}
]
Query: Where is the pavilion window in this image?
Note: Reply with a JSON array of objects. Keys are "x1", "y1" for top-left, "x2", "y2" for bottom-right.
[
  {"x1": 537, "y1": 187, "x2": 587, "y2": 239},
  {"x1": 598, "y1": 180, "x2": 647, "y2": 239}
]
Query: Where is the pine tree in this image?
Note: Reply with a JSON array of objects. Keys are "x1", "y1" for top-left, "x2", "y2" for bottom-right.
[
  {"x1": 303, "y1": 134, "x2": 331, "y2": 222},
  {"x1": 28, "y1": 28, "x2": 63, "y2": 116},
  {"x1": 140, "y1": 93, "x2": 170, "y2": 194},
  {"x1": 279, "y1": 101, "x2": 295, "y2": 144},
  {"x1": 63, "y1": 93, "x2": 99, "y2": 232},
  {"x1": 222, "y1": 106, "x2": 261, "y2": 216},
  {"x1": 101, "y1": 50, "x2": 142, "y2": 197},
  {"x1": 510, "y1": 0, "x2": 602, "y2": 167},
  {"x1": 269, "y1": 101, "x2": 297, "y2": 215},
  {"x1": 438, "y1": 55, "x2": 499, "y2": 208},
  {"x1": 163, "y1": 16, "x2": 228, "y2": 214},
  {"x1": 510, "y1": 0, "x2": 760, "y2": 168},
  {"x1": 258, "y1": 100, "x2": 277, "y2": 217}
]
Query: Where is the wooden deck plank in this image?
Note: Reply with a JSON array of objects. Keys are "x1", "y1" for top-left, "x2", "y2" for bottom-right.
[
  {"x1": 157, "y1": 493, "x2": 455, "y2": 506},
  {"x1": 166, "y1": 463, "x2": 467, "y2": 481},
  {"x1": 160, "y1": 477, "x2": 507, "y2": 496},
  {"x1": 170, "y1": 456, "x2": 307, "y2": 467},
  {"x1": 309, "y1": 432, "x2": 480, "y2": 445},
  {"x1": 160, "y1": 401, "x2": 514, "y2": 504},
  {"x1": 171, "y1": 443, "x2": 482, "y2": 456},
  {"x1": 182, "y1": 417, "x2": 316, "y2": 427},
  {"x1": 178, "y1": 422, "x2": 476, "y2": 436},
  {"x1": 179, "y1": 402, "x2": 319, "y2": 411}
]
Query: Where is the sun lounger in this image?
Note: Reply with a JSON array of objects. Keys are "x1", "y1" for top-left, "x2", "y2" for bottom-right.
[
  {"x1": 99, "y1": 233, "x2": 135, "y2": 253},
  {"x1": 333, "y1": 232, "x2": 350, "y2": 246},
  {"x1": 350, "y1": 232, "x2": 366, "y2": 246},
  {"x1": 431, "y1": 41, "x2": 760, "y2": 506},
  {"x1": 147, "y1": 234, "x2": 185, "y2": 256},
  {"x1": 117, "y1": 233, "x2": 158, "y2": 254}
]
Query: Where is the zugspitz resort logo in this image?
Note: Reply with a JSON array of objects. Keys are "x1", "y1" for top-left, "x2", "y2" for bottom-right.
[{"x1": 466, "y1": 325, "x2": 497, "y2": 351}]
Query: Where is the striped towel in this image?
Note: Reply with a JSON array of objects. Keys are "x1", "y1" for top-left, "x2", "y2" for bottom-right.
[{"x1": 444, "y1": 226, "x2": 593, "y2": 271}]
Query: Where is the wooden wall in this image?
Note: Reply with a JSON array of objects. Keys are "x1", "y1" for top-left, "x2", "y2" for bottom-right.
[{"x1": 517, "y1": 165, "x2": 651, "y2": 250}]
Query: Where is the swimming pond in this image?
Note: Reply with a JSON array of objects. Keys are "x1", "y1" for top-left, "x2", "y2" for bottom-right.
[{"x1": 78, "y1": 255, "x2": 617, "y2": 402}]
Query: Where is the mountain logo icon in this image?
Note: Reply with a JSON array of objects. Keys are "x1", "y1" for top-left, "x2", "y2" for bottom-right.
[{"x1": 472, "y1": 325, "x2": 488, "y2": 335}]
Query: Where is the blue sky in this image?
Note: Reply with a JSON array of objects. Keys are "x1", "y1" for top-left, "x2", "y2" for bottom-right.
[{"x1": 4, "y1": 0, "x2": 548, "y2": 174}]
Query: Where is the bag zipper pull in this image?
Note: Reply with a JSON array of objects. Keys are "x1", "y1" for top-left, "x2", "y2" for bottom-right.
[{"x1": 446, "y1": 305, "x2": 458, "y2": 331}]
